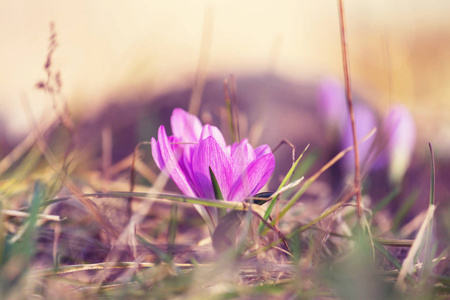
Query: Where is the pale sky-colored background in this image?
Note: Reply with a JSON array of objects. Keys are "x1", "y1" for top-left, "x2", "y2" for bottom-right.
[{"x1": 1, "y1": 0, "x2": 450, "y2": 149}]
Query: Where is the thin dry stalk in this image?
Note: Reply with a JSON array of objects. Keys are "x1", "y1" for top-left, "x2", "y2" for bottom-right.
[
  {"x1": 107, "y1": 153, "x2": 157, "y2": 183},
  {"x1": 33, "y1": 262, "x2": 203, "y2": 277},
  {"x1": 36, "y1": 23, "x2": 75, "y2": 161},
  {"x1": 53, "y1": 221, "x2": 61, "y2": 266},
  {"x1": 128, "y1": 142, "x2": 153, "y2": 219},
  {"x1": 338, "y1": 0, "x2": 362, "y2": 218},
  {"x1": 228, "y1": 74, "x2": 241, "y2": 143},
  {"x1": 188, "y1": 7, "x2": 214, "y2": 115},
  {"x1": 272, "y1": 139, "x2": 296, "y2": 166},
  {"x1": 101, "y1": 125, "x2": 113, "y2": 189}
]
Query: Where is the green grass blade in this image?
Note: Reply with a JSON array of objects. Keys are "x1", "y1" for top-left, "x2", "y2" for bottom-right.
[
  {"x1": 44, "y1": 192, "x2": 250, "y2": 210},
  {"x1": 391, "y1": 190, "x2": 419, "y2": 232},
  {"x1": 258, "y1": 144, "x2": 309, "y2": 234},
  {"x1": 1, "y1": 182, "x2": 45, "y2": 295},
  {"x1": 136, "y1": 234, "x2": 172, "y2": 263},
  {"x1": 0, "y1": 201, "x2": 4, "y2": 267},
  {"x1": 420, "y1": 142, "x2": 437, "y2": 289},
  {"x1": 372, "y1": 186, "x2": 401, "y2": 214},
  {"x1": 428, "y1": 142, "x2": 435, "y2": 205},
  {"x1": 374, "y1": 241, "x2": 403, "y2": 270},
  {"x1": 168, "y1": 204, "x2": 178, "y2": 256},
  {"x1": 292, "y1": 150, "x2": 318, "y2": 182},
  {"x1": 209, "y1": 167, "x2": 224, "y2": 201},
  {"x1": 209, "y1": 167, "x2": 226, "y2": 218}
]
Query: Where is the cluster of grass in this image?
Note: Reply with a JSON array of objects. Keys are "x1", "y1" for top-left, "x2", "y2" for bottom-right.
[{"x1": 0, "y1": 106, "x2": 448, "y2": 300}]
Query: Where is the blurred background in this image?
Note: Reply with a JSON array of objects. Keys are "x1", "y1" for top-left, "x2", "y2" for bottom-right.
[{"x1": 1, "y1": 0, "x2": 450, "y2": 149}]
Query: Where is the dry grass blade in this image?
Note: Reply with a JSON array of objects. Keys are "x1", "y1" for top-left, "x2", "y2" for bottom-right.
[
  {"x1": 374, "y1": 238, "x2": 414, "y2": 247},
  {"x1": 0, "y1": 117, "x2": 58, "y2": 176},
  {"x1": 1, "y1": 209, "x2": 63, "y2": 222},
  {"x1": 269, "y1": 177, "x2": 304, "y2": 201},
  {"x1": 32, "y1": 262, "x2": 199, "y2": 277},
  {"x1": 113, "y1": 153, "x2": 157, "y2": 183}
]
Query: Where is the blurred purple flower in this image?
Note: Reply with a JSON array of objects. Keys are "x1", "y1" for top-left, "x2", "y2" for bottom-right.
[
  {"x1": 318, "y1": 78, "x2": 381, "y2": 172},
  {"x1": 384, "y1": 104, "x2": 416, "y2": 184},
  {"x1": 341, "y1": 104, "x2": 380, "y2": 173},
  {"x1": 317, "y1": 78, "x2": 348, "y2": 137},
  {"x1": 151, "y1": 108, "x2": 275, "y2": 227},
  {"x1": 318, "y1": 79, "x2": 416, "y2": 184}
]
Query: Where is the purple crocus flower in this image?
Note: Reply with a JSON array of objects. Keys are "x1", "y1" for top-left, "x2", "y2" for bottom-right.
[{"x1": 151, "y1": 108, "x2": 275, "y2": 228}]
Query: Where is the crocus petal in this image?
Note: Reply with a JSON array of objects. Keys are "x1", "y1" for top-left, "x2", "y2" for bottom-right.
[
  {"x1": 230, "y1": 141, "x2": 255, "y2": 184},
  {"x1": 229, "y1": 139, "x2": 247, "y2": 156},
  {"x1": 254, "y1": 144, "x2": 272, "y2": 158},
  {"x1": 181, "y1": 145, "x2": 197, "y2": 189},
  {"x1": 151, "y1": 137, "x2": 164, "y2": 171},
  {"x1": 200, "y1": 125, "x2": 227, "y2": 149},
  {"x1": 171, "y1": 108, "x2": 203, "y2": 143},
  {"x1": 228, "y1": 153, "x2": 275, "y2": 202},
  {"x1": 168, "y1": 136, "x2": 184, "y2": 162},
  {"x1": 192, "y1": 136, "x2": 232, "y2": 199},
  {"x1": 155, "y1": 126, "x2": 197, "y2": 198}
]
